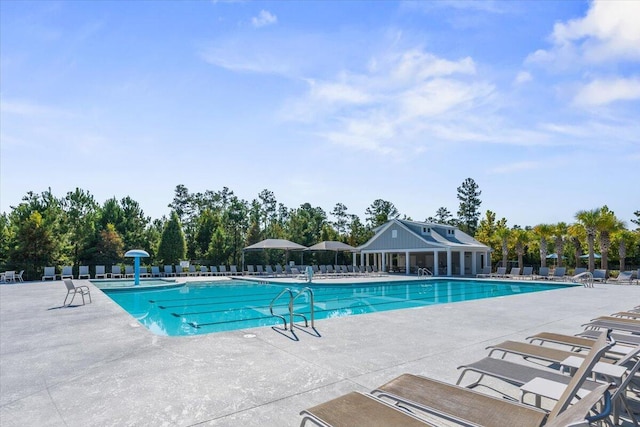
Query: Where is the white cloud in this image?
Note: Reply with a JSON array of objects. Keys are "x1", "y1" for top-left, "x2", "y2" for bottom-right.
[
  {"x1": 573, "y1": 77, "x2": 640, "y2": 106},
  {"x1": 528, "y1": 0, "x2": 640, "y2": 66},
  {"x1": 390, "y1": 50, "x2": 476, "y2": 81},
  {"x1": 0, "y1": 99, "x2": 73, "y2": 117},
  {"x1": 514, "y1": 71, "x2": 532, "y2": 85},
  {"x1": 251, "y1": 10, "x2": 277, "y2": 28},
  {"x1": 280, "y1": 49, "x2": 495, "y2": 154}
]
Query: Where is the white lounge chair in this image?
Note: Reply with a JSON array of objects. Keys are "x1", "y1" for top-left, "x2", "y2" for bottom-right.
[
  {"x1": 124, "y1": 265, "x2": 134, "y2": 278},
  {"x1": 476, "y1": 266, "x2": 492, "y2": 277},
  {"x1": 110, "y1": 265, "x2": 122, "y2": 279},
  {"x1": 139, "y1": 266, "x2": 150, "y2": 278},
  {"x1": 163, "y1": 265, "x2": 174, "y2": 277},
  {"x1": 78, "y1": 266, "x2": 90, "y2": 279},
  {"x1": 94, "y1": 265, "x2": 107, "y2": 279},
  {"x1": 611, "y1": 271, "x2": 633, "y2": 284},
  {"x1": 199, "y1": 266, "x2": 209, "y2": 276},
  {"x1": 151, "y1": 266, "x2": 161, "y2": 277},
  {"x1": 505, "y1": 267, "x2": 521, "y2": 278},
  {"x1": 519, "y1": 266, "x2": 534, "y2": 279},
  {"x1": 60, "y1": 266, "x2": 74, "y2": 280},
  {"x1": 592, "y1": 269, "x2": 607, "y2": 283},
  {"x1": 42, "y1": 267, "x2": 57, "y2": 281},
  {"x1": 490, "y1": 267, "x2": 507, "y2": 278},
  {"x1": 174, "y1": 264, "x2": 186, "y2": 277},
  {"x1": 535, "y1": 266, "x2": 550, "y2": 280},
  {"x1": 549, "y1": 267, "x2": 566, "y2": 280}
]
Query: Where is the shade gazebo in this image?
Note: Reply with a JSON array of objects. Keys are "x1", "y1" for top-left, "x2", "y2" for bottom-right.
[
  {"x1": 242, "y1": 239, "x2": 307, "y2": 271},
  {"x1": 306, "y1": 241, "x2": 357, "y2": 265}
]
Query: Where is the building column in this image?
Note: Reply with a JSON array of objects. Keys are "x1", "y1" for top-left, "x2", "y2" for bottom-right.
[
  {"x1": 405, "y1": 251, "x2": 410, "y2": 275},
  {"x1": 434, "y1": 251, "x2": 439, "y2": 276},
  {"x1": 446, "y1": 249, "x2": 452, "y2": 276},
  {"x1": 381, "y1": 252, "x2": 386, "y2": 272},
  {"x1": 471, "y1": 251, "x2": 477, "y2": 276},
  {"x1": 459, "y1": 251, "x2": 465, "y2": 276}
]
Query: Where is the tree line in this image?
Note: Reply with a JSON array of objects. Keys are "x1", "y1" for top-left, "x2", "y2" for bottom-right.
[{"x1": 1, "y1": 179, "x2": 638, "y2": 280}]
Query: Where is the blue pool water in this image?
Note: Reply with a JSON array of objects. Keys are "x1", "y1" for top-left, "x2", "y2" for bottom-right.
[{"x1": 102, "y1": 279, "x2": 572, "y2": 336}]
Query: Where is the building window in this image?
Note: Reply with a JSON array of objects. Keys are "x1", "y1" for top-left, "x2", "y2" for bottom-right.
[
  {"x1": 392, "y1": 230, "x2": 397, "y2": 238},
  {"x1": 422, "y1": 227, "x2": 431, "y2": 234}
]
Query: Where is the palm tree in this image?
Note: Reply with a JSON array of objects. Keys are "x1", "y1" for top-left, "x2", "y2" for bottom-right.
[
  {"x1": 567, "y1": 224, "x2": 585, "y2": 268},
  {"x1": 495, "y1": 226, "x2": 510, "y2": 269},
  {"x1": 613, "y1": 229, "x2": 635, "y2": 272},
  {"x1": 575, "y1": 208, "x2": 600, "y2": 272},
  {"x1": 511, "y1": 228, "x2": 529, "y2": 270},
  {"x1": 532, "y1": 224, "x2": 553, "y2": 268},
  {"x1": 596, "y1": 206, "x2": 624, "y2": 270},
  {"x1": 552, "y1": 222, "x2": 568, "y2": 268}
]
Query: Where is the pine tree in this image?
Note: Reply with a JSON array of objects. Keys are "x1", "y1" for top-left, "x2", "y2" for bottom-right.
[
  {"x1": 157, "y1": 211, "x2": 186, "y2": 265},
  {"x1": 456, "y1": 178, "x2": 482, "y2": 235}
]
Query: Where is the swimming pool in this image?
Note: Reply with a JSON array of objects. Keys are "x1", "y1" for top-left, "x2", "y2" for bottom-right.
[{"x1": 102, "y1": 279, "x2": 572, "y2": 336}]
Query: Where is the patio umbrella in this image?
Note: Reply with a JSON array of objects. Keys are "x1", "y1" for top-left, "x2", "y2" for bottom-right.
[
  {"x1": 307, "y1": 241, "x2": 356, "y2": 265},
  {"x1": 579, "y1": 254, "x2": 602, "y2": 259}
]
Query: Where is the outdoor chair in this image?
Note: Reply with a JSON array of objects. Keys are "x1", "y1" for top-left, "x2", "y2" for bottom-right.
[
  {"x1": 140, "y1": 266, "x2": 150, "y2": 278},
  {"x1": 175, "y1": 264, "x2": 186, "y2": 277},
  {"x1": 164, "y1": 265, "x2": 174, "y2": 277},
  {"x1": 549, "y1": 267, "x2": 566, "y2": 280},
  {"x1": 42, "y1": 267, "x2": 56, "y2": 281},
  {"x1": 124, "y1": 265, "x2": 134, "y2": 278},
  {"x1": 520, "y1": 266, "x2": 534, "y2": 279},
  {"x1": 593, "y1": 269, "x2": 607, "y2": 282},
  {"x1": 14, "y1": 270, "x2": 24, "y2": 282},
  {"x1": 60, "y1": 266, "x2": 74, "y2": 280},
  {"x1": 476, "y1": 266, "x2": 491, "y2": 277},
  {"x1": 265, "y1": 265, "x2": 274, "y2": 276},
  {"x1": 209, "y1": 266, "x2": 218, "y2": 276},
  {"x1": 256, "y1": 265, "x2": 265, "y2": 275},
  {"x1": 199, "y1": 266, "x2": 209, "y2": 276},
  {"x1": 230, "y1": 265, "x2": 241, "y2": 275},
  {"x1": 245, "y1": 265, "x2": 256, "y2": 275},
  {"x1": 110, "y1": 265, "x2": 122, "y2": 279},
  {"x1": 3, "y1": 271, "x2": 16, "y2": 283},
  {"x1": 301, "y1": 332, "x2": 614, "y2": 427},
  {"x1": 535, "y1": 266, "x2": 550, "y2": 280},
  {"x1": 78, "y1": 266, "x2": 90, "y2": 279},
  {"x1": 574, "y1": 267, "x2": 587, "y2": 275},
  {"x1": 94, "y1": 265, "x2": 107, "y2": 279},
  {"x1": 506, "y1": 267, "x2": 521, "y2": 278},
  {"x1": 219, "y1": 265, "x2": 228, "y2": 275},
  {"x1": 151, "y1": 266, "x2": 161, "y2": 277},
  {"x1": 188, "y1": 265, "x2": 197, "y2": 276},
  {"x1": 611, "y1": 271, "x2": 633, "y2": 284},
  {"x1": 490, "y1": 266, "x2": 506, "y2": 278},
  {"x1": 63, "y1": 279, "x2": 92, "y2": 306}
]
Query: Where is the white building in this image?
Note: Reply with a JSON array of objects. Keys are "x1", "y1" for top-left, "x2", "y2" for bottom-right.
[{"x1": 357, "y1": 219, "x2": 491, "y2": 276}]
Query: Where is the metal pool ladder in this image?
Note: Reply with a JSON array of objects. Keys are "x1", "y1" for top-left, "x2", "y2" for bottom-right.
[
  {"x1": 269, "y1": 287, "x2": 315, "y2": 331},
  {"x1": 571, "y1": 271, "x2": 594, "y2": 288}
]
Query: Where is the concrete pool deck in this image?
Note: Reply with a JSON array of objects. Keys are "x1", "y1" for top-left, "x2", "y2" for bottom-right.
[{"x1": 1, "y1": 276, "x2": 638, "y2": 426}]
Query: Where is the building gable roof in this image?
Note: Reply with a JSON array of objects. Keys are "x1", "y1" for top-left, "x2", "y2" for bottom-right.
[{"x1": 358, "y1": 219, "x2": 490, "y2": 252}]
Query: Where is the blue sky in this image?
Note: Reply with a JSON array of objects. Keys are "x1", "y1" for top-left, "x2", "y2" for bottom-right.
[{"x1": 2, "y1": 0, "x2": 639, "y2": 227}]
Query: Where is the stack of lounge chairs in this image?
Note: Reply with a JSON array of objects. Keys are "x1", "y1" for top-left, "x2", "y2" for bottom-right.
[{"x1": 299, "y1": 306, "x2": 640, "y2": 426}]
